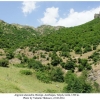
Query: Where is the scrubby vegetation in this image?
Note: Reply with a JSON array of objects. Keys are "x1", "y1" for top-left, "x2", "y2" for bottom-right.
[
  {"x1": 26, "y1": 18, "x2": 100, "y2": 54},
  {"x1": 0, "y1": 59, "x2": 9, "y2": 67},
  {"x1": 88, "y1": 49, "x2": 100, "y2": 64},
  {"x1": 1, "y1": 18, "x2": 100, "y2": 93},
  {"x1": 63, "y1": 70, "x2": 93, "y2": 93}
]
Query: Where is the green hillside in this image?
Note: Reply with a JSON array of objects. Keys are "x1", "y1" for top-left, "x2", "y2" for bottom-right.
[
  {"x1": 0, "y1": 18, "x2": 100, "y2": 93},
  {"x1": 27, "y1": 18, "x2": 100, "y2": 52},
  {"x1": 0, "y1": 20, "x2": 38, "y2": 51}
]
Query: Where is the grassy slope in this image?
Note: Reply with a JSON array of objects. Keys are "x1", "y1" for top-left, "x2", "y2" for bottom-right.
[{"x1": 0, "y1": 65, "x2": 64, "y2": 93}]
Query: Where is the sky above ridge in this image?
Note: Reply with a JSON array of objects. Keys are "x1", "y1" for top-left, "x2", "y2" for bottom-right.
[{"x1": 0, "y1": 1, "x2": 100, "y2": 28}]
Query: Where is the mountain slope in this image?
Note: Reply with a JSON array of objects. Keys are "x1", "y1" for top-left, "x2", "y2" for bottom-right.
[
  {"x1": 26, "y1": 18, "x2": 100, "y2": 53},
  {"x1": 1, "y1": 18, "x2": 100, "y2": 93},
  {"x1": 0, "y1": 20, "x2": 39, "y2": 51}
]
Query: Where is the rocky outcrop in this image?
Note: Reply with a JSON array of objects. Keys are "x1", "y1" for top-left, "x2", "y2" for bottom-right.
[
  {"x1": 88, "y1": 69, "x2": 100, "y2": 82},
  {"x1": 9, "y1": 58, "x2": 21, "y2": 65},
  {"x1": 94, "y1": 12, "x2": 100, "y2": 19}
]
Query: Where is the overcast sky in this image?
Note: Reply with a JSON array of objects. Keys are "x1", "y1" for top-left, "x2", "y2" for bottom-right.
[{"x1": 0, "y1": 1, "x2": 100, "y2": 27}]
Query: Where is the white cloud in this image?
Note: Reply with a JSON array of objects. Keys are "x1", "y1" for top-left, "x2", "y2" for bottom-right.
[
  {"x1": 40, "y1": 6, "x2": 100, "y2": 27},
  {"x1": 22, "y1": 1, "x2": 37, "y2": 16},
  {"x1": 40, "y1": 7, "x2": 59, "y2": 25}
]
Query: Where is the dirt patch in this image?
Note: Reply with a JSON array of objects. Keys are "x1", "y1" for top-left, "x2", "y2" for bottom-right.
[
  {"x1": 15, "y1": 47, "x2": 33, "y2": 59},
  {"x1": 80, "y1": 50, "x2": 95, "y2": 59},
  {"x1": 35, "y1": 50, "x2": 51, "y2": 65},
  {"x1": 9, "y1": 58, "x2": 21, "y2": 65},
  {"x1": 70, "y1": 50, "x2": 95, "y2": 59}
]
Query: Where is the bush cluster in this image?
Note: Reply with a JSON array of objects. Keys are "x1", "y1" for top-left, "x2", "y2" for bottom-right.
[
  {"x1": 88, "y1": 51, "x2": 100, "y2": 63},
  {"x1": 0, "y1": 59, "x2": 9, "y2": 67},
  {"x1": 63, "y1": 71, "x2": 93, "y2": 93},
  {"x1": 36, "y1": 67, "x2": 64, "y2": 83},
  {"x1": 78, "y1": 58, "x2": 92, "y2": 71}
]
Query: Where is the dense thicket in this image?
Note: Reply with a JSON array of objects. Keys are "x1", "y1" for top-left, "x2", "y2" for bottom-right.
[
  {"x1": 26, "y1": 18, "x2": 100, "y2": 54},
  {"x1": 0, "y1": 20, "x2": 38, "y2": 51},
  {"x1": 63, "y1": 70, "x2": 99, "y2": 93},
  {"x1": 1, "y1": 18, "x2": 100, "y2": 54}
]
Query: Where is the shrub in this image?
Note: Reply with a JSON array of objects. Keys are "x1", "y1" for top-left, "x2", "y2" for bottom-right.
[
  {"x1": 86, "y1": 64, "x2": 92, "y2": 70},
  {"x1": 0, "y1": 59, "x2": 9, "y2": 67},
  {"x1": 89, "y1": 51, "x2": 100, "y2": 63},
  {"x1": 83, "y1": 45, "x2": 92, "y2": 53},
  {"x1": 60, "y1": 62, "x2": 65, "y2": 68},
  {"x1": 61, "y1": 51, "x2": 70, "y2": 57},
  {"x1": 50, "y1": 67, "x2": 64, "y2": 82},
  {"x1": 20, "y1": 69, "x2": 32, "y2": 75},
  {"x1": 74, "y1": 47, "x2": 82, "y2": 54},
  {"x1": 64, "y1": 71, "x2": 83, "y2": 93},
  {"x1": 16, "y1": 54, "x2": 22, "y2": 60},
  {"x1": 64, "y1": 78, "x2": 83, "y2": 93},
  {"x1": 78, "y1": 59, "x2": 91, "y2": 70},
  {"x1": 21, "y1": 55, "x2": 29, "y2": 63},
  {"x1": 51, "y1": 57, "x2": 62, "y2": 66},
  {"x1": 64, "y1": 61, "x2": 75, "y2": 70},
  {"x1": 36, "y1": 71, "x2": 51, "y2": 83},
  {"x1": 63, "y1": 71, "x2": 93, "y2": 93},
  {"x1": 93, "y1": 82, "x2": 100, "y2": 92},
  {"x1": 93, "y1": 45, "x2": 97, "y2": 50},
  {"x1": 46, "y1": 57, "x2": 49, "y2": 60},
  {"x1": 49, "y1": 53, "x2": 52, "y2": 57},
  {"x1": 78, "y1": 58, "x2": 87, "y2": 66},
  {"x1": 78, "y1": 64, "x2": 84, "y2": 71},
  {"x1": 33, "y1": 56, "x2": 37, "y2": 59},
  {"x1": 6, "y1": 52, "x2": 14, "y2": 59},
  {"x1": 93, "y1": 57, "x2": 98, "y2": 62},
  {"x1": 64, "y1": 71, "x2": 76, "y2": 83},
  {"x1": 28, "y1": 59, "x2": 43, "y2": 71},
  {"x1": 82, "y1": 82, "x2": 93, "y2": 93}
]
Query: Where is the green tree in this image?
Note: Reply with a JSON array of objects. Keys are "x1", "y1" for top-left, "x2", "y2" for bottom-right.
[
  {"x1": 50, "y1": 67, "x2": 64, "y2": 82},
  {"x1": 61, "y1": 51, "x2": 70, "y2": 57},
  {"x1": 78, "y1": 64, "x2": 84, "y2": 72},
  {"x1": 78, "y1": 58, "x2": 87, "y2": 66},
  {"x1": 74, "y1": 47, "x2": 82, "y2": 54},
  {"x1": 28, "y1": 59, "x2": 43, "y2": 71},
  {"x1": 64, "y1": 61, "x2": 75, "y2": 70},
  {"x1": 6, "y1": 51, "x2": 14, "y2": 59},
  {"x1": 63, "y1": 70, "x2": 93, "y2": 93},
  {"x1": 51, "y1": 57, "x2": 62, "y2": 66},
  {"x1": 64, "y1": 71, "x2": 76, "y2": 83},
  {"x1": 36, "y1": 71, "x2": 51, "y2": 83}
]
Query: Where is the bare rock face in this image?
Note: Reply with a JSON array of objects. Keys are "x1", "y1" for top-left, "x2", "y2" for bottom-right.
[
  {"x1": 94, "y1": 12, "x2": 100, "y2": 19},
  {"x1": 88, "y1": 69, "x2": 100, "y2": 83},
  {"x1": 12, "y1": 23, "x2": 35, "y2": 30},
  {"x1": 36, "y1": 25, "x2": 65, "y2": 35}
]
